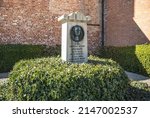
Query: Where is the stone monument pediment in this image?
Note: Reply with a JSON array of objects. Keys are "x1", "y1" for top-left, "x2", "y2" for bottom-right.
[{"x1": 58, "y1": 12, "x2": 91, "y2": 23}]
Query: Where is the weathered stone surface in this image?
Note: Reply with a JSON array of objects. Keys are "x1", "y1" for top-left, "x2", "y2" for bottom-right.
[{"x1": 58, "y1": 12, "x2": 91, "y2": 23}]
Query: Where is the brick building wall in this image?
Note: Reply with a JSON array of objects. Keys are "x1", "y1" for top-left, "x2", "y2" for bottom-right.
[
  {"x1": 105, "y1": 0, "x2": 150, "y2": 46},
  {"x1": 0, "y1": 0, "x2": 101, "y2": 52},
  {"x1": 0, "y1": 0, "x2": 150, "y2": 51}
]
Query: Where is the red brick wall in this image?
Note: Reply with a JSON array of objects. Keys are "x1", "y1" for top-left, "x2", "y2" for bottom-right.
[
  {"x1": 0, "y1": 0, "x2": 100, "y2": 52},
  {"x1": 105, "y1": 0, "x2": 150, "y2": 46},
  {"x1": 1, "y1": 0, "x2": 150, "y2": 50}
]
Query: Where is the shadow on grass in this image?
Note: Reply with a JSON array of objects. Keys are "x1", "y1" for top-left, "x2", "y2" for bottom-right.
[{"x1": 88, "y1": 59, "x2": 117, "y2": 67}]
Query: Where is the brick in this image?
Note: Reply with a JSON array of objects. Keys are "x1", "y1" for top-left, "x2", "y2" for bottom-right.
[
  {"x1": 0, "y1": 0, "x2": 150, "y2": 53},
  {"x1": 0, "y1": 0, "x2": 101, "y2": 52},
  {"x1": 105, "y1": 0, "x2": 150, "y2": 46}
]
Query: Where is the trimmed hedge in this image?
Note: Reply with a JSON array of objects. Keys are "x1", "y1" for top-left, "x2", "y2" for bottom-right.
[
  {"x1": 0, "y1": 44, "x2": 60, "y2": 73},
  {"x1": 6, "y1": 56, "x2": 129, "y2": 101},
  {"x1": 95, "y1": 44, "x2": 150, "y2": 77},
  {"x1": 1, "y1": 80, "x2": 150, "y2": 101},
  {"x1": 126, "y1": 81, "x2": 150, "y2": 101},
  {"x1": 0, "y1": 82, "x2": 7, "y2": 101}
]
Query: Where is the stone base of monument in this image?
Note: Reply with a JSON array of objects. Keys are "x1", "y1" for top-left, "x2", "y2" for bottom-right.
[{"x1": 58, "y1": 12, "x2": 91, "y2": 63}]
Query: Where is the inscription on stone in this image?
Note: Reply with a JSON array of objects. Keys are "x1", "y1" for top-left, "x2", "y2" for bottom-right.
[{"x1": 69, "y1": 42, "x2": 85, "y2": 62}]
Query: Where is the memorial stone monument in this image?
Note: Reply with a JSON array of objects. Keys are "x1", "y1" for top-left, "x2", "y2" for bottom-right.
[{"x1": 58, "y1": 12, "x2": 91, "y2": 63}]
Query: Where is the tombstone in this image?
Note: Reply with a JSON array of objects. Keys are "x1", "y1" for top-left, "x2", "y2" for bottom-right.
[{"x1": 58, "y1": 12, "x2": 91, "y2": 63}]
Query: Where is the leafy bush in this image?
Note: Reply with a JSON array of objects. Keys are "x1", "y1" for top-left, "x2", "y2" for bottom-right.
[
  {"x1": 95, "y1": 44, "x2": 150, "y2": 77},
  {"x1": 6, "y1": 56, "x2": 129, "y2": 101},
  {"x1": 0, "y1": 44, "x2": 60, "y2": 73},
  {"x1": 0, "y1": 82, "x2": 7, "y2": 101},
  {"x1": 126, "y1": 81, "x2": 150, "y2": 101}
]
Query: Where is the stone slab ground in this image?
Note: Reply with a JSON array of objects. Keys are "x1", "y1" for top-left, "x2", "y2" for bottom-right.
[
  {"x1": 125, "y1": 71, "x2": 150, "y2": 86},
  {"x1": 0, "y1": 72, "x2": 9, "y2": 84}
]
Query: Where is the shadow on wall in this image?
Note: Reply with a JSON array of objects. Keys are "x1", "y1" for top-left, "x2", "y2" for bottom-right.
[
  {"x1": 100, "y1": 0, "x2": 150, "y2": 77},
  {"x1": 105, "y1": 0, "x2": 150, "y2": 46}
]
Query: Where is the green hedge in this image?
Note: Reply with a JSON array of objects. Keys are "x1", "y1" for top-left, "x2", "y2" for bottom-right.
[
  {"x1": 5, "y1": 56, "x2": 129, "y2": 101},
  {"x1": 1, "y1": 80, "x2": 150, "y2": 101},
  {"x1": 126, "y1": 81, "x2": 150, "y2": 101},
  {"x1": 0, "y1": 82, "x2": 7, "y2": 101},
  {"x1": 0, "y1": 44, "x2": 60, "y2": 73},
  {"x1": 95, "y1": 44, "x2": 150, "y2": 77}
]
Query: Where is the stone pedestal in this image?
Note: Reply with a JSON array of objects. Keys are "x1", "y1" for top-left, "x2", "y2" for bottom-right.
[{"x1": 58, "y1": 12, "x2": 91, "y2": 63}]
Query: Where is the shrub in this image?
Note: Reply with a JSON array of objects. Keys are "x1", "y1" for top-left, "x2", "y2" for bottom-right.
[
  {"x1": 126, "y1": 81, "x2": 150, "y2": 101},
  {"x1": 0, "y1": 44, "x2": 60, "y2": 73},
  {"x1": 6, "y1": 56, "x2": 129, "y2": 101},
  {"x1": 0, "y1": 82, "x2": 7, "y2": 101},
  {"x1": 95, "y1": 44, "x2": 150, "y2": 77}
]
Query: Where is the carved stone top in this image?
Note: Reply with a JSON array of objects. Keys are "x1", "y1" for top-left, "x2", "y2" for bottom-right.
[{"x1": 58, "y1": 12, "x2": 91, "y2": 23}]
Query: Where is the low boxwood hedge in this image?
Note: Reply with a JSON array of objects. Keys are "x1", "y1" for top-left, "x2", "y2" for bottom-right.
[
  {"x1": 0, "y1": 44, "x2": 60, "y2": 73},
  {"x1": 0, "y1": 82, "x2": 7, "y2": 101},
  {"x1": 126, "y1": 81, "x2": 150, "y2": 101},
  {"x1": 95, "y1": 44, "x2": 150, "y2": 77},
  {"x1": 5, "y1": 56, "x2": 129, "y2": 101},
  {"x1": 1, "y1": 80, "x2": 150, "y2": 101}
]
